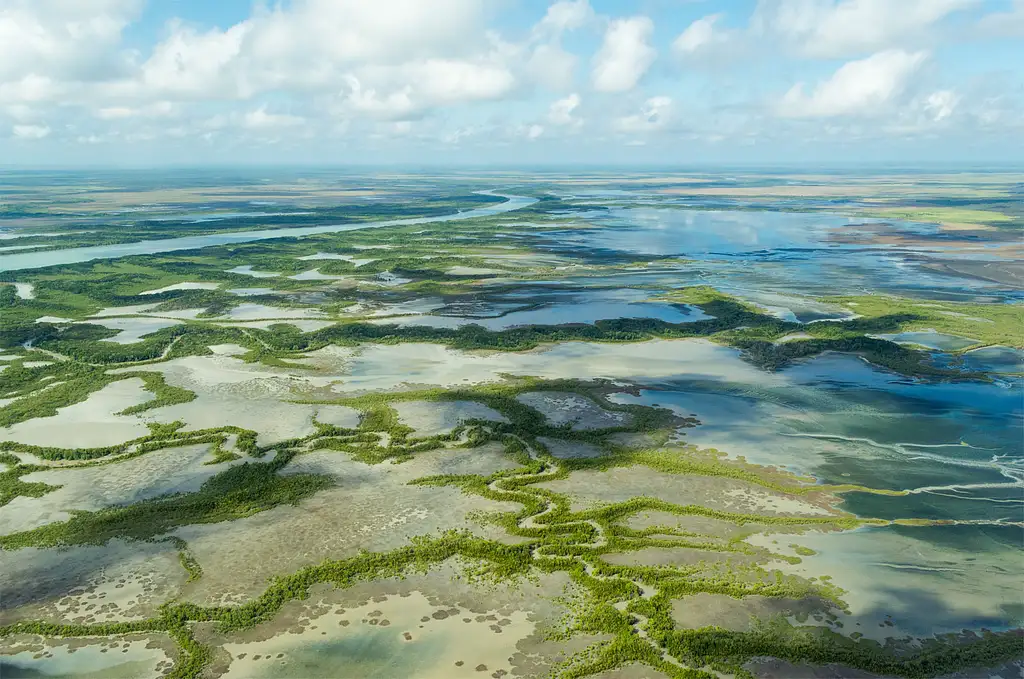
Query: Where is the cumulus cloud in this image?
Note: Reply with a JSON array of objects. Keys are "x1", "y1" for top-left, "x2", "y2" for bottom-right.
[
  {"x1": 778, "y1": 49, "x2": 928, "y2": 117},
  {"x1": 534, "y1": 0, "x2": 595, "y2": 36},
  {"x1": 0, "y1": 0, "x2": 1016, "y2": 159},
  {"x1": 673, "y1": 14, "x2": 727, "y2": 55},
  {"x1": 526, "y1": 1, "x2": 594, "y2": 91},
  {"x1": 95, "y1": 102, "x2": 176, "y2": 120},
  {"x1": 591, "y1": 17, "x2": 656, "y2": 93},
  {"x1": 243, "y1": 107, "x2": 305, "y2": 130},
  {"x1": 12, "y1": 124, "x2": 51, "y2": 140},
  {"x1": 753, "y1": 0, "x2": 974, "y2": 58},
  {"x1": 616, "y1": 96, "x2": 672, "y2": 133},
  {"x1": 548, "y1": 93, "x2": 582, "y2": 127},
  {"x1": 923, "y1": 90, "x2": 959, "y2": 122},
  {"x1": 0, "y1": 0, "x2": 140, "y2": 84}
]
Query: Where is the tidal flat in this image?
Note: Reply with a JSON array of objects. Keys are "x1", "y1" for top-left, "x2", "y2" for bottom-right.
[{"x1": 0, "y1": 170, "x2": 1021, "y2": 678}]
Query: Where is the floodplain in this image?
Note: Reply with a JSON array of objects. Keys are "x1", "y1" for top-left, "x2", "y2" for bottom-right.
[{"x1": 0, "y1": 169, "x2": 1021, "y2": 678}]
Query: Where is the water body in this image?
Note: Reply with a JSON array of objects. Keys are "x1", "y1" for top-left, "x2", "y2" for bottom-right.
[
  {"x1": 613, "y1": 352, "x2": 1023, "y2": 523},
  {"x1": 0, "y1": 194, "x2": 535, "y2": 272},
  {"x1": 373, "y1": 288, "x2": 708, "y2": 330},
  {"x1": 536, "y1": 208, "x2": 1020, "y2": 302}
]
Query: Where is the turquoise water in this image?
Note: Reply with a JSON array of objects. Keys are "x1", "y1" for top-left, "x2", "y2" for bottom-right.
[
  {"x1": 612, "y1": 352, "x2": 1023, "y2": 633},
  {"x1": 613, "y1": 353, "x2": 1023, "y2": 523}
]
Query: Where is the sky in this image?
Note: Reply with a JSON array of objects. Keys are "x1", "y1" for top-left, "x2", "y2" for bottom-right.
[{"x1": 1, "y1": 0, "x2": 1023, "y2": 167}]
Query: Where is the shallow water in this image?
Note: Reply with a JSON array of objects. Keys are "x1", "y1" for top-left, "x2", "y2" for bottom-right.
[
  {"x1": 536, "y1": 207, "x2": 1021, "y2": 302},
  {"x1": 374, "y1": 287, "x2": 709, "y2": 330},
  {"x1": 0, "y1": 194, "x2": 535, "y2": 272},
  {"x1": 612, "y1": 353, "x2": 1023, "y2": 524}
]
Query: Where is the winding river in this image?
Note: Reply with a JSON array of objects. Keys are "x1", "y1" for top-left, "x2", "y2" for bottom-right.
[{"x1": 0, "y1": 193, "x2": 536, "y2": 273}]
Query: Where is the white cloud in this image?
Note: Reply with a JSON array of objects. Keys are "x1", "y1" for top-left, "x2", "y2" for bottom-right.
[
  {"x1": 403, "y1": 59, "x2": 515, "y2": 103},
  {"x1": 753, "y1": 0, "x2": 974, "y2": 58},
  {"x1": 535, "y1": 0, "x2": 595, "y2": 35},
  {"x1": 526, "y1": 1, "x2": 594, "y2": 91},
  {"x1": 923, "y1": 90, "x2": 958, "y2": 122},
  {"x1": 673, "y1": 13, "x2": 726, "y2": 55},
  {"x1": 548, "y1": 93, "x2": 581, "y2": 127},
  {"x1": 977, "y1": 0, "x2": 1024, "y2": 37},
  {"x1": 591, "y1": 16, "x2": 656, "y2": 93},
  {"x1": 615, "y1": 96, "x2": 672, "y2": 133},
  {"x1": 107, "y1": 0, "x2": 497, "y2": 105},
  {"x1": 0, "y1": 0, "x2": 140, "y2": 83},
  {"x1": 341, "y1": 77, "x2": 418, "y2": 120},
  {"x1": 778, "y1": 50, "x2": 928, "y2": 117},
  {"x1": 243, "y1": 107, "x2": 305, "y2": 130},
  {"x1": 527, "y1": 44, "x2": 578, "y2": 91},
  {"x1": 95, "y1": 101, "x2": 175, "y2": 120},
  {"x1": 0, "y1": 75, "x2": 62, "y2": 104},
  {"x1": 133, "y1": 21, "x2": 250, "y2": 99},
  {"x1": 526, "y1": 124, "x2": 544, "y2": 140},
  {"x1": 12, "y1": 124, "x2": 51, "y2": 140}
]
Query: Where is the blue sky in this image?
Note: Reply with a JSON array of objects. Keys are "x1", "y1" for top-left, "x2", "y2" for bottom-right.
[{"x1": 1, "y1": 0, "x2": 1022, "y2": 166}]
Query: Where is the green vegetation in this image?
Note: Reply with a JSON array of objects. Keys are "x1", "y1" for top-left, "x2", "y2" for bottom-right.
[
  {"x1": 0, "y1": 456, "x2": 56, "y2": 507},
  {"x1": 858, "y1": 206, "x2": 1020, "y2": 230},
  {"x1": 0, "y1": 363, "x2": 195, "y2": 429},
  {"x1": 0, "y1": 374, "x2": 1018, "y2": 678},
  {"x1": 0, "y1": 178, "x2": 1019, "y2": 678},
  {"x1": 0, "y1": 453, "x2": 330, "y2": 550},
  {"x1": 821, "y1": 294, "x2": 1023, "y2": 349}
]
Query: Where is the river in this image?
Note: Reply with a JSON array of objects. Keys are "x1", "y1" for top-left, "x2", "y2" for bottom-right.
[{"x1": 0, "y1": 193, "x2": 535, "y2": 272}]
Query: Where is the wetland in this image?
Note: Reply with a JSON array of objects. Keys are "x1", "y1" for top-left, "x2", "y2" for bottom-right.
[{"x1": 0, "y1": 169, "x2": 1020, "y2": 678}]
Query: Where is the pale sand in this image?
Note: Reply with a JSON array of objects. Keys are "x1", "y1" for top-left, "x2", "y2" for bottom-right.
[
  {"x1": 0, "y1": 443, "x2": 243, "y2": 536},
  {"x1": 603, "y1": 546, "x2": 758, "y2": 571},
  {"x1": 671, "y1": 593, "x2": 827, "y2": 632},
  {"x1": 327, "y1": 339, "x2": 779, "y2": 393},
  {"x1": 6, "y1": 282, "x2": 35, "y2": 299},
  {"x1": 0, "y1": 378, "x2": 153, "y2": 448},
  {"x1": 393, "y1": 400, "x2": 508, "y2": 437},
  {"x1": 538, "y1": 465, "x2": 831, "y2": 517},
  {"x1": 537, "y1": 437, "x2": 604, "y2": 459},
  {"x1": 0, "y1": 636, "x2": 173, "y2": 679},
  {"x1": 212, "y1": 319, "x2": 336, "y2": 332},
  {"x1": 624, "y1": 511, "x2": 749, "y2": 540},
  {"x1": 206, "y1": 562, "x2": 589, "y2": 679},
  {"x1": 139, "y1": 281, "x2": 219, "y2": 295},
  {"x1": 226, "y1": 265, "x2": 281, "y2": 278},
  {"x1": 216, "y1": 303, "x2": 326, "y2": 320},
  {"x1": 219, "y1": 591, "x2": 535, "y2": 679},
  {"x1": 91, "y1": 302, "x2": 162, "y2": 317},
  {"x1": 0, "y1": 539, "x2": 184, "y2": 623},
  {"x1": 208, "y1": 343, "x2": 249, "y2": 356},
  {"x1": 298, "y1": 252, "x2": 376, "y2": 267},
  {"x1": 288, "y1": 268, "x2": 351, "y2": 281},
  {"x1": 132, "y1": 339, "x2": 774, "y2": 401},
  {"x1": 446, "y1": 266, "x2": 505, "y2": 276},
  {"x1": 176, "y1": 446, "x2": 522, "y2": 606},
  {"x1": 517, "y1": 391, "x2": 631, "y2": 430},
  {"x1": 82, "y1": 315, "x2": 183, "y2": 343},
  {"x1": 746, "y1": 528, "x2": 1024, "y2": 640}
]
